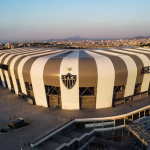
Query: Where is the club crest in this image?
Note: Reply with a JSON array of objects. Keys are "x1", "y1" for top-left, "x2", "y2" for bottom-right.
[{"x1": 61, "y1": 73, "x2": 76, "y2": 89}]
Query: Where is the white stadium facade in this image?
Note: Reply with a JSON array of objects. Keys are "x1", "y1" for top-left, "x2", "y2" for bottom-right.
[{"x1": 0, "y1": 47, "x2": 150, "y2": 110}]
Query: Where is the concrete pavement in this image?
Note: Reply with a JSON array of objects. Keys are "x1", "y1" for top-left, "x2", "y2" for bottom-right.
[{"x1": 0, "y1": 85, "x2": 150, "y2": 150}]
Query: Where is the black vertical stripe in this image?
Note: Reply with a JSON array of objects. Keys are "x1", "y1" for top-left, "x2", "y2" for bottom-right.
[
  {"x1": 43, "y1": 51, "x2": 73, "y2": 87},
  {"x1": 79, "y1": 51, "x2": 97, "y2": 87}
]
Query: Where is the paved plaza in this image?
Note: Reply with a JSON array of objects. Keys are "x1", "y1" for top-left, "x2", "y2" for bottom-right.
[
  {"x1": 0, "y1": 85, "x2": 150, "y2": 150},
  {"x1": 0, "y1": 86, "x2": 77, "y2": 150}
]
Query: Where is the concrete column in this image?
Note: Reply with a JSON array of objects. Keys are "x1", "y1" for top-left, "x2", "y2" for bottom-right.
[
  {"x1": 114, "y1": 119, "x2": 115, "y2": 127},
  {"x1": 144, "y1": 110, "x2": 146, "y2": 116},
  {"x1": 139, "y1": 112, "x2": 140, "y2": 118},
  {"x1": 124, "y1": 118, "x2": 126, "y2": 125}
]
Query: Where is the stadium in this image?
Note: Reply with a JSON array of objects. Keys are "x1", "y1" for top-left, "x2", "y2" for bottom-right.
[{"x1": 0, "y1": 47, "x2": 150, "y2": 110}]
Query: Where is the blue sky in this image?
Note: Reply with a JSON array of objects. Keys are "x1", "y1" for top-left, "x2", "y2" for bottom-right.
[{"x1": 0, "y1": 0, "x2": 150, "y2": 42}]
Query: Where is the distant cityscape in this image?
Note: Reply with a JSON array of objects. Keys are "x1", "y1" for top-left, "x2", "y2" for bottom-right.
[{"x1": 0, "y1": 36, "x2": 150, "y2": 50}]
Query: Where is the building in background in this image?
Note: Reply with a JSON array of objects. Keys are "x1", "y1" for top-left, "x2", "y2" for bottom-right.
[
  {"x1": 11, "y1": 45, "x2": 14, "y2": 49},
  {"x1": 5, "y1": 43, "x2": 11, "y2": 49}
]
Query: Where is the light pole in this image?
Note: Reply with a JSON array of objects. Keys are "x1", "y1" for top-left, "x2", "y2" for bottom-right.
[
  {"x1": 22, "y1": 100, "x2": 24, "y2": 114},
  {"x1": 112, "y1": 131, "x2": 114, "y2": 142},
  {"x1": 20, "y1": 135, "x2": 23, "y2": 150},
  {"x1": 64, "y1": 106, "x2": 68, "y2": 122},
  {"x1": 122, "y1": 132, "x2": 123, "y2": 146},
  {"x1": 6, "y1": 94, "x2": 11, "y2": 122},
  {"x1": 115, "y1": 105, "x2": 117, "y2": 115},
  {"x1": 146, "y1": 97, "x2": 148, "y2": 105},
  {"x1": 57, "y1": 115, "x2": 59, "y2": 127},
  {"x1": 8, "y1": 94, "x2": 10, "y2": 116}
]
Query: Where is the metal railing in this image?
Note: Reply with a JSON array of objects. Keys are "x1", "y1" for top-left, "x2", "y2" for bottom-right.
[
  {"x1": 56, "y1": 125, "x2": 125, "y2": 150},
  {"x1": 56, "y1": 130, "x2": 95, "y2": 150},
  {"x1": 31, "y1": 119, "x2": 75, "y2": 147}
]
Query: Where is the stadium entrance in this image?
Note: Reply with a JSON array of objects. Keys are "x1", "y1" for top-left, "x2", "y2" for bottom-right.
[
  {"x1": 79, "y1": 87, "x2": 96, "y2": 109},
  {"x1": 45, "y1": 85, "x2": 62, "y2": 108}
]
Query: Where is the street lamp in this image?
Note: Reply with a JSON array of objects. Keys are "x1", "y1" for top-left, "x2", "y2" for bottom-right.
[
  {"x1": 8, "y1": 94, "x2": 10, "y2": 116},
  {"x1": 4, "y1": 93, "x2": 10, "y2": 116},
  {"x1": 20, "y1": 135, "x2": 23, "y2": 150},
  {"x1": 146, "y1": 97, "x2": 148, "y2": 105},
  {"x1": 57, "y1": 115, "x2": 59, "y2": 127},
  {"x1": 112, "y1": 131, "x2": 114, "y2": 142},
  {"x1": 115, "y1": 105, "x2": 117, "y2": 115},
  {"x1": 22, "y1": 100, "x2": 24, "y2": 114},
  {"x1": 64, "y1": 106, "x2": 68, "y2": 122},
  {"x1": 6, "y1": 94, "x2": 11, "y2": 122},
  {"x1": 122, "y1": 132, "x2": 123, "y2": 146}
]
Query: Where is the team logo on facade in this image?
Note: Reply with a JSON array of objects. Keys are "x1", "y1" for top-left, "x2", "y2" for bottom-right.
[{"x1": 61, "y1": 73, "x2": 76, "y2": 89}]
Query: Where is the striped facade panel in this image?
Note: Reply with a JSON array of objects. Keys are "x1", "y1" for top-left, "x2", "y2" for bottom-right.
[
  {"x1": 14, "y1": 56, "x2": 27, "y2": 79},
  {"x1": 43, "y1": 51, "x2": 73, "y2": 87},
  {"x1": 91, "y1": 50, "x2": 128, "y2": 86},
  {"x1": 10, "y1": 56, "x2": 27, "y2": 94},
  {"x1": 79, "y1": 51, "x2": 97, "y2": 87},
  {"x1": 1, "y1": 50, "x2": 33, "y2": 92},
  {"x1": 1, "y1": 49, "x2": 41, "y2": 90},
  {"x1": 7, "y1": 55, "x2": 20, "y2": 77},
  {"x1": 136, "y1": 47, "x2": 150, "y2": 51},
  {"x1": 2, "y1": 48, "x2": 49, "y2": 82},
  {"x1": 0, "y1": 54, "x2": 11, "y2": 87},
  {"x1": 14, "y1": 49, "x2": 54, "y2": 79},
  {"x1": 121, "y1": 48, "x2": 150, "y2": 58},
  {"x1": 118, "y1": 55, "x2": 137, "y2": 97},
  {"x1": 91, "y1": 50, "x2": 137, "y2": 97},
  {"x1": 8, "y1": 50, "x2": 54, "y2": 94},
  {"x1": 113, "y1": 49, "x2": 150, "y2": 93},
  {"x1": 107, "y1": 49, "x2": 144, "y2": 84},
  {"x1": 6, "y1": 48, "x2": 42, "y2": 93},
  {"x1": 3, "y1": 54, "x2": 16, "y2": 90},
  {"x1": 1, "y1": 54, "x2": 11, "y2": 88},
  {"x1": 86, "y1": 51, "x2": 115, "y2": 108},
  {"x1": 30, "y1": 51, "x2": 68, "y2": 107},
  {"x1": 60, "y1": 51, "x2": 80, "y2": 110},
  {"x1": 0, "y1": 53, "x2": 5, "y2": 57},
  {"x1": 19, "y1": 57, "x2": 37, "y2": 95},
  {"x1": 18, "y1": 50, "x2": 65, "y2": 95},
  {"x1": 22, "y1": 57, "x2": 39, "y2": 82}
]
